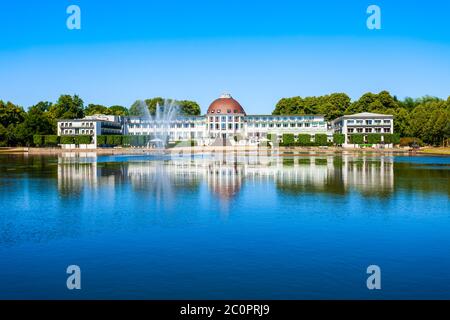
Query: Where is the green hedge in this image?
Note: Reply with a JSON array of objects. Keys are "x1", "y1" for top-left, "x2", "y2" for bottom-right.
[
  {"x1": 314, "y1": 134, "x2": 328, "y2": 146},
  {"x1": 282, "y1": 134, "x2": 295, "y2": 146},
  {"x1": 33, "y1": 135, "x2": 44, "y2": 147},
  {"x1": 349, "y1": 134, "x2": 364, "y2": 145},
  {"x1": 60, "y1": 136, "x2": 75, "y2": 144},
  {"x1": 367, "y1": 134, "x2": 382, "y2": 145},
  {"x1": 297, "y1": 134, "x2": 312, "y2": 146},
  {"x1": 44, "y1": 135, "x2": 59, "y2": 146},
  {"x1": 97, "y1": 135, "x2": 106, "y2": 145},
  {"x1": 74, "y1": 135, "x2": 92, "y2": 144},
  {"x1": 384, "y1": 133, "x2": 400, "y2": 145},
  {"x1": 333, "y1": 133, "x2": 345, "y2": 145}
]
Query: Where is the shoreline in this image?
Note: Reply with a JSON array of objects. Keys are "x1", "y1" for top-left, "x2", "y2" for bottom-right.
[{"x1": 1, "y1": 146, "x2": 449, "y2": 156}]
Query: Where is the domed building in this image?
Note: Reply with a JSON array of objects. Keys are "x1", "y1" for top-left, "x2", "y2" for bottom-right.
[
  {"x1": 206, "y1": 94, "x2": 247, "y2": 141},
  {"x1": 58, "y1": 93, "x2": 339, "y2": 148}
]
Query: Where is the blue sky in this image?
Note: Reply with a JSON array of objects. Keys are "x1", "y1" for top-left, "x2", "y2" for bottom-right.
[{"x1": 1, "y1": 0, "x2": 450, "y2": 114}]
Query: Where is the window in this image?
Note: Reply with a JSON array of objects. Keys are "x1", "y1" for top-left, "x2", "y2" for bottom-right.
[
  {"x1": 366, "y1": 128, "x2": 372, "y2": 133},
  {"x1": 227, "y1": 109, "x2": 231, "y2": 114},
  {"x1": 348, "y1": 128, "x2": 354, "y2": 133},
  {"x1": 217, "y1": 109, "x2": 221, "y2": 114},
  {"x1": 384, "y1": 128, "x2": 391, "y2": 133},
  {"x1": 357, "y1": 128, "x2": 363, "y2": 133},
  {"x1": 366, "y1": 120, "x2": 373, "y2": 125},
  {"x1": 384, "y1": 120, "x2": 391, "y2": 124}
]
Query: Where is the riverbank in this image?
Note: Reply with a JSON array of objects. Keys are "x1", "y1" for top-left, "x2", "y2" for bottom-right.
[
  {"x1": 418, "y1": 147, "x2": 450, "y2": 156},
  {"x1": 0, "y1": 146, "x2": 417, "y2": 156},
  {"x1": 5, "y1": 146, "x2": 448, "y2": 156}
]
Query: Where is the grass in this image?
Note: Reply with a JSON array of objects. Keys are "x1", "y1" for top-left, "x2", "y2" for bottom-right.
[{"x1": 419, "y1": 147, "x2": 450, "y2": 155}]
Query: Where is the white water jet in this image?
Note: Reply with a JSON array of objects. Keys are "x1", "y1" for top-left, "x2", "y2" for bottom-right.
[{"x1": 136, "y1": 99, "x2": 180, "y2": 150}]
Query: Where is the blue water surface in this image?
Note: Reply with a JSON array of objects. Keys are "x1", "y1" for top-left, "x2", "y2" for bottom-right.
[{"x1": 0, "y1": 153, "x2": 449, "y2": 299}]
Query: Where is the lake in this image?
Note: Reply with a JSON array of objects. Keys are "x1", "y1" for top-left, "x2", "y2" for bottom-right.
[{"x1": 0, "y1": 152, "x2": 449, "y2": 299}]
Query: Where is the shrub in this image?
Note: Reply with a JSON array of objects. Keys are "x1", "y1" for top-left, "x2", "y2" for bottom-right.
[
  {"x1": 106, "y1": 135, "x2": 116, "y2": 145},
  {"x1": 367, "y1": 134, "x2": 382, "y2": 145},
  {"x1": 33, "y1": 135, "x2": 44, "y2": 147},
  {"x1": 282, "y1": 134, "x2": 295, "y2": 146},
  {"x1": 60, "y1": 136, "x2": 75, "y2": 144},
  {"x1": 44, "y1": 135, "x2": 59, "y2": 146},
  {"x1": 384, "y1": 133, "x2": 401, "y2": 145},
  {"x1": 122, "y1": 135, "x2": 131, "y2": 146},
  {"x1": 113, "y1": 135, "x2": 122, "y2": 146},
  {"x1": 349, "y1": 134, "x2": 364, "y2": 145},
  {"x1": 399, "y1": 137, "x2": 424, "y2": 147},
  {"x1": 297, "y1": 134, "x2": 312, "y2": 146},
  {"x1": 314, "y1": 134, "x2": 328, "y2": 146},
  {"x1": 333, "y1": 133, "x2": 345, "y2": 146},
  {"x1": 97, "y1": 135, "x2": 106, "y2": 146},
  {"x1": 74, "y1": 135, "x2": 92, "y2": 145}
]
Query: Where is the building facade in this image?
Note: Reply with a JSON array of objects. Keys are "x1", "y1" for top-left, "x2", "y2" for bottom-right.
[
  {"x1": 57, "y1": 94, "x2": 394, "y2": 148},
  {"x1": 331, "y1": 112, "x2": 394, "y2": 147}
]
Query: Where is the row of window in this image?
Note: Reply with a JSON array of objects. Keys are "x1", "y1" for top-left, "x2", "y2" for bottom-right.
[
  {"x1": 248, "y1": 122, "x2": 326, "y2": 128},
  {"x1": 348, "y1": 128, "x2": 391, "y2": 133},
  {"x1": 208, "y1": 116, "x2": 244, "y2": 122},
  {"x1": 61, "y1": 129, "x2": 94, "y2": 135},
  {"x1": 347, "y1": 119, "x2": 391, "y2": 125},
  {"x1": 210, "y1": 123, "x2": 244, "y2": 130},
  {"x1": 60, "y1": 122, "x2": 95, "y2": 127}
]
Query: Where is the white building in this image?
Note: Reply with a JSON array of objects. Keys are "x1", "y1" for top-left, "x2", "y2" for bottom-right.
[
  {"x1": 331, "y1": 112, "x2": 394, "y2": 147},
  {"x1": 57, "y1": 95, "x2": 394, "y2": 148}
]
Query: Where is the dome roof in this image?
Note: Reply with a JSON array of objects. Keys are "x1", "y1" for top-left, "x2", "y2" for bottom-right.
[{"x1": 207, "y1": 94, "x2": 246, "y2": 115}]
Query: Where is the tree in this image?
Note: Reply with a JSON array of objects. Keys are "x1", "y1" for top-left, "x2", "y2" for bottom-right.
[
  {"x1": 109, "y1": 105, "x2": 129, "y2": 116},
  {"x1": 178, "y1": 100, "x2": 201, "y2": 116},
  {"x1": 393, "y1": 108, "x2": 411, "y2": 137},
  {"x1": 0, "y1": 101, "x2": 26, "y2": 128},
  {"x1": 130, "y1": 98, "x2": 201, "y2": 116},
  {"x1": 85, "y1": 104, "x2": 109, "y2": 116},
  {"x1": 49, "y1": 95, "x2": 84, "y2": 120}
]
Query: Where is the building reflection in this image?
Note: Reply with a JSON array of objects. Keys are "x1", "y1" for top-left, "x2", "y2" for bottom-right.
[{"x1": 56, "y1": 153, "x2": 395, "y2": 201}]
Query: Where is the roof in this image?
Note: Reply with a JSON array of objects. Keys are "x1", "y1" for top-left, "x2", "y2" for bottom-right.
[
  {"x1": 332, "y1": 112, "x2": 394, "y2": 122},
  {"x1": 207, "y1": 94, "x2": 246, "y2": 115}
]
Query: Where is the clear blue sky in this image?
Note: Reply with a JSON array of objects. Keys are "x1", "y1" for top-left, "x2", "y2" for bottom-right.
[{"x1": 1, "y1": 0, "x2": 450, "y2": 114}]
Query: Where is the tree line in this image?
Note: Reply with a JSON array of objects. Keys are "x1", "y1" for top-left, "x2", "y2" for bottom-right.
[
  {"x1": 273, "y1": 91, "x2": 450, "y2": 146},
  {"x1": 0, "y1": 95, "x2": 201, "y2": 147}
]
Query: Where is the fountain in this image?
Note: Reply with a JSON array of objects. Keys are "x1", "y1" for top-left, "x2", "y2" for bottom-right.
[{"x1": 135, "y1": 99, "x2": 180, "y2": 150}]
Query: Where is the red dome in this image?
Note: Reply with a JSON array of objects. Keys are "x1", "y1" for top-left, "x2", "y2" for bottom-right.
[{"x1": 207, "y1": 94, "x2": 246, "y2": 115}]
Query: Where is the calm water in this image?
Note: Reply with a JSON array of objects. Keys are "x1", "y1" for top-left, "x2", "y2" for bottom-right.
[{"x1": 0, "y1": 152, "x2": 449, "y2": 299}]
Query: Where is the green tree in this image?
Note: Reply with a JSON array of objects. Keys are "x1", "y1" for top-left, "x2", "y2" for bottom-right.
[
  {"x1": 0, "y1": 101, "x2": 26, "y2": 128},
  {"x1": 85, "y1": 104, "x2": 109, "y2": 116},
  {"x1": 109, "y1": 105, "x2": 129, "y2": 116},
  {"x1": 49, "y1": 95, "x2": 84, "y2": 120}
]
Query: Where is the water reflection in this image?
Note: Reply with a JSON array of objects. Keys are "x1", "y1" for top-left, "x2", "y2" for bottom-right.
[{"x1": 55, "y1": 154, "x2": 399, "y2": 200}]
